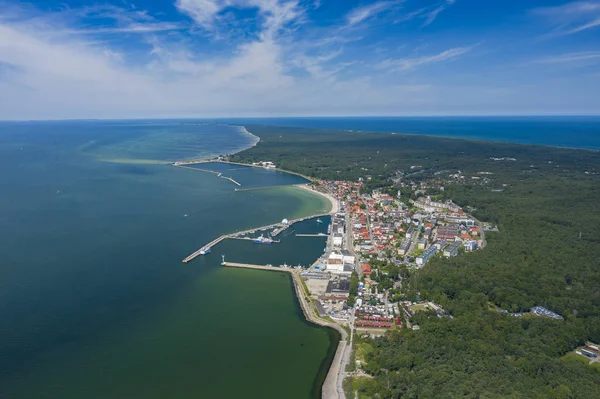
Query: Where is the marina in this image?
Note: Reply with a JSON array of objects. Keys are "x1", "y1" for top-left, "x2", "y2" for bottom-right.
[{"x1": 182, "y1": 212, "x2": 332, "y2": 263}]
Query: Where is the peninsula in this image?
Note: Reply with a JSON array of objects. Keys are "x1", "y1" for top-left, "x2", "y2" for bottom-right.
[{"x1": 226, "y1": 124, "x2": 600, "y2": 398}]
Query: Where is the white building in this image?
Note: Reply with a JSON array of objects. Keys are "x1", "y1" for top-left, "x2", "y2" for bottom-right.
[
  {"x1": 333, "y1": 233, "x2": 343, "y2": 247},
  {"x1": 326, "y1": 252, "x2": 344, "y2": 273},
  {"x1": 326, "y1": 252, "x2": 353, "y2": 274}
]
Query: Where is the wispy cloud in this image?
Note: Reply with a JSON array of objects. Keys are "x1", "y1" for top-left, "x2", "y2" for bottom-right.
[
  {"x1": 345, "y1": 1, "x2": 398, "y2": 26},
  {"x1": 175, "y1": 0, "x2": 304, "y2": 38},
  {"x1": 376, "y1": 45, "x2": 473, "y2": 72},
  {"x1": 533, "y1": 1, "x2": 600, "y2": 36},
  {"x1": 533, "y1": 51, "x2": 600, "y2": 64},
  {"x1": 290, "y1": 48, "x2": 352, "y2": 80},
  {"x1": 67, "y1": 22, "x2": 183, "y2": 34},
  {"x1": 394, "y1": 0, "x2": 456, "y2": 27},
  {"x1": 423, "y1": 6, "x2": 445, "y2": 26},
  {"x1": 175, "y1": 0, "x2": 223, "y2": 29}
]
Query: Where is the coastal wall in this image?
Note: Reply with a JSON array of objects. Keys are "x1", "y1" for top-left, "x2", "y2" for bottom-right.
[{"x1": 222, "y1": 262, "x2": 348, "y2": 399}]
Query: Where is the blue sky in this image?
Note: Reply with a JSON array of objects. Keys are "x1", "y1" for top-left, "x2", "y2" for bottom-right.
[{"x1": 0, "y1": 0, "x2": 599, "y2": 119}]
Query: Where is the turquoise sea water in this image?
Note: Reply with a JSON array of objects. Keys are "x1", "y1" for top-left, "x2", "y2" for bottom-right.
[{"x1": 0, "y1": 121, "x2": 334, "y2": 398}]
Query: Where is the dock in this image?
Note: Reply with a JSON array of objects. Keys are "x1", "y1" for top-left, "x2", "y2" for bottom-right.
[
  {"x1": 221, "y1": 176, "x2": 241, "y2": 186},
  {"x1": 271, "y1": 225, "x2": 288, "y2": 236},
  {"x1": 182, "y1": 235, "x2": 229, "y2": 263},
  {"x1": 228, "y1": 237, "x2": 281, "y2": 243},
  {"x1": 182, "y1": 213, "x2": 330, "y2": 263},
  {"x1": 295, "y1": 234, "x2": 328, "y2": 237},
  {"x1": 172, "y1": 164, "x2": 241, "y2": 187},
  {"x1": 220, "y1": 260, "x2": 348, "y2": 399},
  {"x1": 222, "y1": 262, "x2": 286, "y2": 271}
]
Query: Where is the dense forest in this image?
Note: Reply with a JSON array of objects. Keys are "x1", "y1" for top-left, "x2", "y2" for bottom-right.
[{"x1": 233, "y1": 125, "x2": 600, "y2": 398}]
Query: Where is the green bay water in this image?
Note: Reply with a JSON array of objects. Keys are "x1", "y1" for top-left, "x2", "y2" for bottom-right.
[{"x1": 0, "y1": 121, "x2": 335, "y2": 398}]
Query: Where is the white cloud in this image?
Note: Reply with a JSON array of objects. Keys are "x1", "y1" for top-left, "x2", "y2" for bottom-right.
[
  {"x1": 69, "y1": 22, "x2": 183, "y2": 34},
  {"x1": 394, "y1": 0, "x2": 456, "y2": 27},
  {"x1": 175, "y1": 0, "x2": 223, "y2": 29},
  {"x1": 376, "y1": 46, "x2": 473, "y2": 72},
  {"x1": 533, "y1": 1, "x2": 600, "y2": 36},
  {"x1": 346, "y1": 1, "x2": 397, "y2": 26},
  {"x1": 0, "y1": 1, "x2": 598, "y2": 119},
  {"x1": 534, "y1": 51, "x2": 600, "y2": 63},
  {"x1": 423, "y1": 5, "x2": 445, "y2": 26},
  {"x1": 175, "y1": 0, "x2": 303, "y2": 38}
]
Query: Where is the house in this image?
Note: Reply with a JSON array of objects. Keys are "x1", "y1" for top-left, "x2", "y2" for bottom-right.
[
  {"x1": 362, "y1": 264, "x2": 371, "y2": 275},
  {"x1": 398, "y1": 239, "x2": 412, "y2": 256},
  {"x1": 416, "y1": 246, "x2": 438, "y2": 266},
  {"x1": 437, "y1": 225, "x2": 459, "y2": 240},
  {"x1": 443, "y1": 242, "x2": 461, "y2": 257},
  {"x1": 433, "y1": 240, "x2": 448, "y2": 250},
  {"x1": 465, "y1": 240, "x2": 478, "y2": 252}
]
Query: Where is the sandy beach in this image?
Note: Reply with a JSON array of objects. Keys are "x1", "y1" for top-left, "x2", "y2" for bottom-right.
[{"x1": 296, "y1": 184, "x2": 340, "y2": 215}]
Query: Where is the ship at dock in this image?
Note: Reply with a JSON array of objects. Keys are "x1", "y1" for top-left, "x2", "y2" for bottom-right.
[{"x1": 253, "y1": 235, "x2": 274, "y2": 244}]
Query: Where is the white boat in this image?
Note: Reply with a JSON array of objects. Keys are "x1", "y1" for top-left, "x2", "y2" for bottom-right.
[
  {"x1": 200, "y1": 247, "x2": 211, "y2": 255},
  {"x1": 253, "y1": 235, "x2": 274, "y2": 244},
  {"x1": 316, "y1": 218, "x2": 323, "y2": 223}
]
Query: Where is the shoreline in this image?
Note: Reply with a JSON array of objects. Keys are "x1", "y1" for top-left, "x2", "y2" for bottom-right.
[
  {"x1": 296, "y1": 184, "x2": 340, "y2": 215},
  {"x1": 172, "y1": 128, "x2": 347, "y2": 398}
]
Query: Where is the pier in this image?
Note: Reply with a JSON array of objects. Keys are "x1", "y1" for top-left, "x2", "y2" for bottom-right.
[
  {"x1": 220, "y1": 260, "x2": 348, "y2": 399},
  {"x1": 172, "y1": 163, "x2": 242, "y2": 187},
  {"x1": 234, "y1": 184, "x2": 300, "y2": 192},
  {"x1": 221, "y1": 176, "x2": 241, "y2": 186},
  {"x1": 295, "y1": 233, "x2": 328, "y2": 237},
  {"x1": 172, "y1": 159, "x2": 314, "y2": 182},
  {"x1": 221, "y1": 262, "x2": 283, "y2": 271},
  {"x1": 181, "y1": 213, "x2": 330, "y2": 263},
  {"x1": 182, "y1": 235, "x2": 228, "y2": 263},
  {"x1": 228, "y1": 237, "x2": 281, "y2": 243}
]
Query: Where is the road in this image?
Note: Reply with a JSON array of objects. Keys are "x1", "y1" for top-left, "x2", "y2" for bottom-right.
[
  {"x1": 336, "y1": 308, "x2": 355, "y2": 398},
  {"x1": 344, "y1": 206, "x2": 360, "y2": 276}
]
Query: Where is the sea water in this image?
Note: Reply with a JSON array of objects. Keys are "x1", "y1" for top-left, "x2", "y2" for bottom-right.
[{"x1": 0, "y1": 121, "x2": 334, "y2": 399}]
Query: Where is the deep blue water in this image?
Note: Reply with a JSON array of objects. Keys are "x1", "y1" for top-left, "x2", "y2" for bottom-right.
[{"x1": 214, "y1": 116, "x2": 600, "y2": 150}]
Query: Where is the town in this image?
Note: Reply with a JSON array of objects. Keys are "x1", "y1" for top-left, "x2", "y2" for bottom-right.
[
  {"x1": 295, "y1": 172, "x2": 564, "y2": 338},
  {"x1": 299, "y1": 174, "x2": 489, "y2": 334}
]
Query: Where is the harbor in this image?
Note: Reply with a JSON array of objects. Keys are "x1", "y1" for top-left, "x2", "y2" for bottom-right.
[
  {"x1": 177, "y1": 160, "x2": 347, "y2": 398},
  {"x1": 182, "y1": 213, "x2": 333, "y2": 263}
]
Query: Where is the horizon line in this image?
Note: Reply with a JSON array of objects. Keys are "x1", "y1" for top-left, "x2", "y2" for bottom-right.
[{"x1": 2, "y1": 114, "x2": 600, "y2": 122}]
